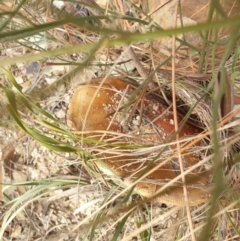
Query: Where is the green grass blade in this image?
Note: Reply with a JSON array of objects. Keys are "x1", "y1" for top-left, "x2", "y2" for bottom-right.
[{"x1": 110, "y1": 213, "x2": 131, "y2": 241}]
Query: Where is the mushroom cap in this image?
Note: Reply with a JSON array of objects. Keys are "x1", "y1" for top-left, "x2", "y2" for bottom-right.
[{"x1": 68, "y1": 77, "x2": 210, "y2": 205}]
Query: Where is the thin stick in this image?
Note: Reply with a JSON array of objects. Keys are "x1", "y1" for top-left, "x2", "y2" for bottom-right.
[{"x1": 126, "y1": 45, "x2": 148, "y2": 78}]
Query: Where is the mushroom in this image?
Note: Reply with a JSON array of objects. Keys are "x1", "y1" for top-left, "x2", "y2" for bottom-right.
[{"x1": 68, "y1": 77, "x2": 210, "y2": 205}]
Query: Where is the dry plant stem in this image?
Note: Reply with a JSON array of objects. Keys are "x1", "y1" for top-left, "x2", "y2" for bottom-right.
[
  {"x1": 144, "y1": 0, "x2": 173, "y2": 20},
  {"x1": 123, "y1": 46, "x2": 156, "y2": 124},
  {"x1": 171, "y1": 1, "x2": 196, "y2": 241},
  {"x1": 103, "y1": 0, "x2": 151, "y2": 88},
  {"x1": 125, "y1": 45, "x2": 148, "y2": 79},
  {"x1": 119, "y1": 1, "x2": 155, "y2": 88}
]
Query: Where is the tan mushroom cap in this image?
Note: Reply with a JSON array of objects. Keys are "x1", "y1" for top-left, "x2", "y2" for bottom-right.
[{"x1": 68, "y1": 77, "x2": 211, "y2": 206}]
